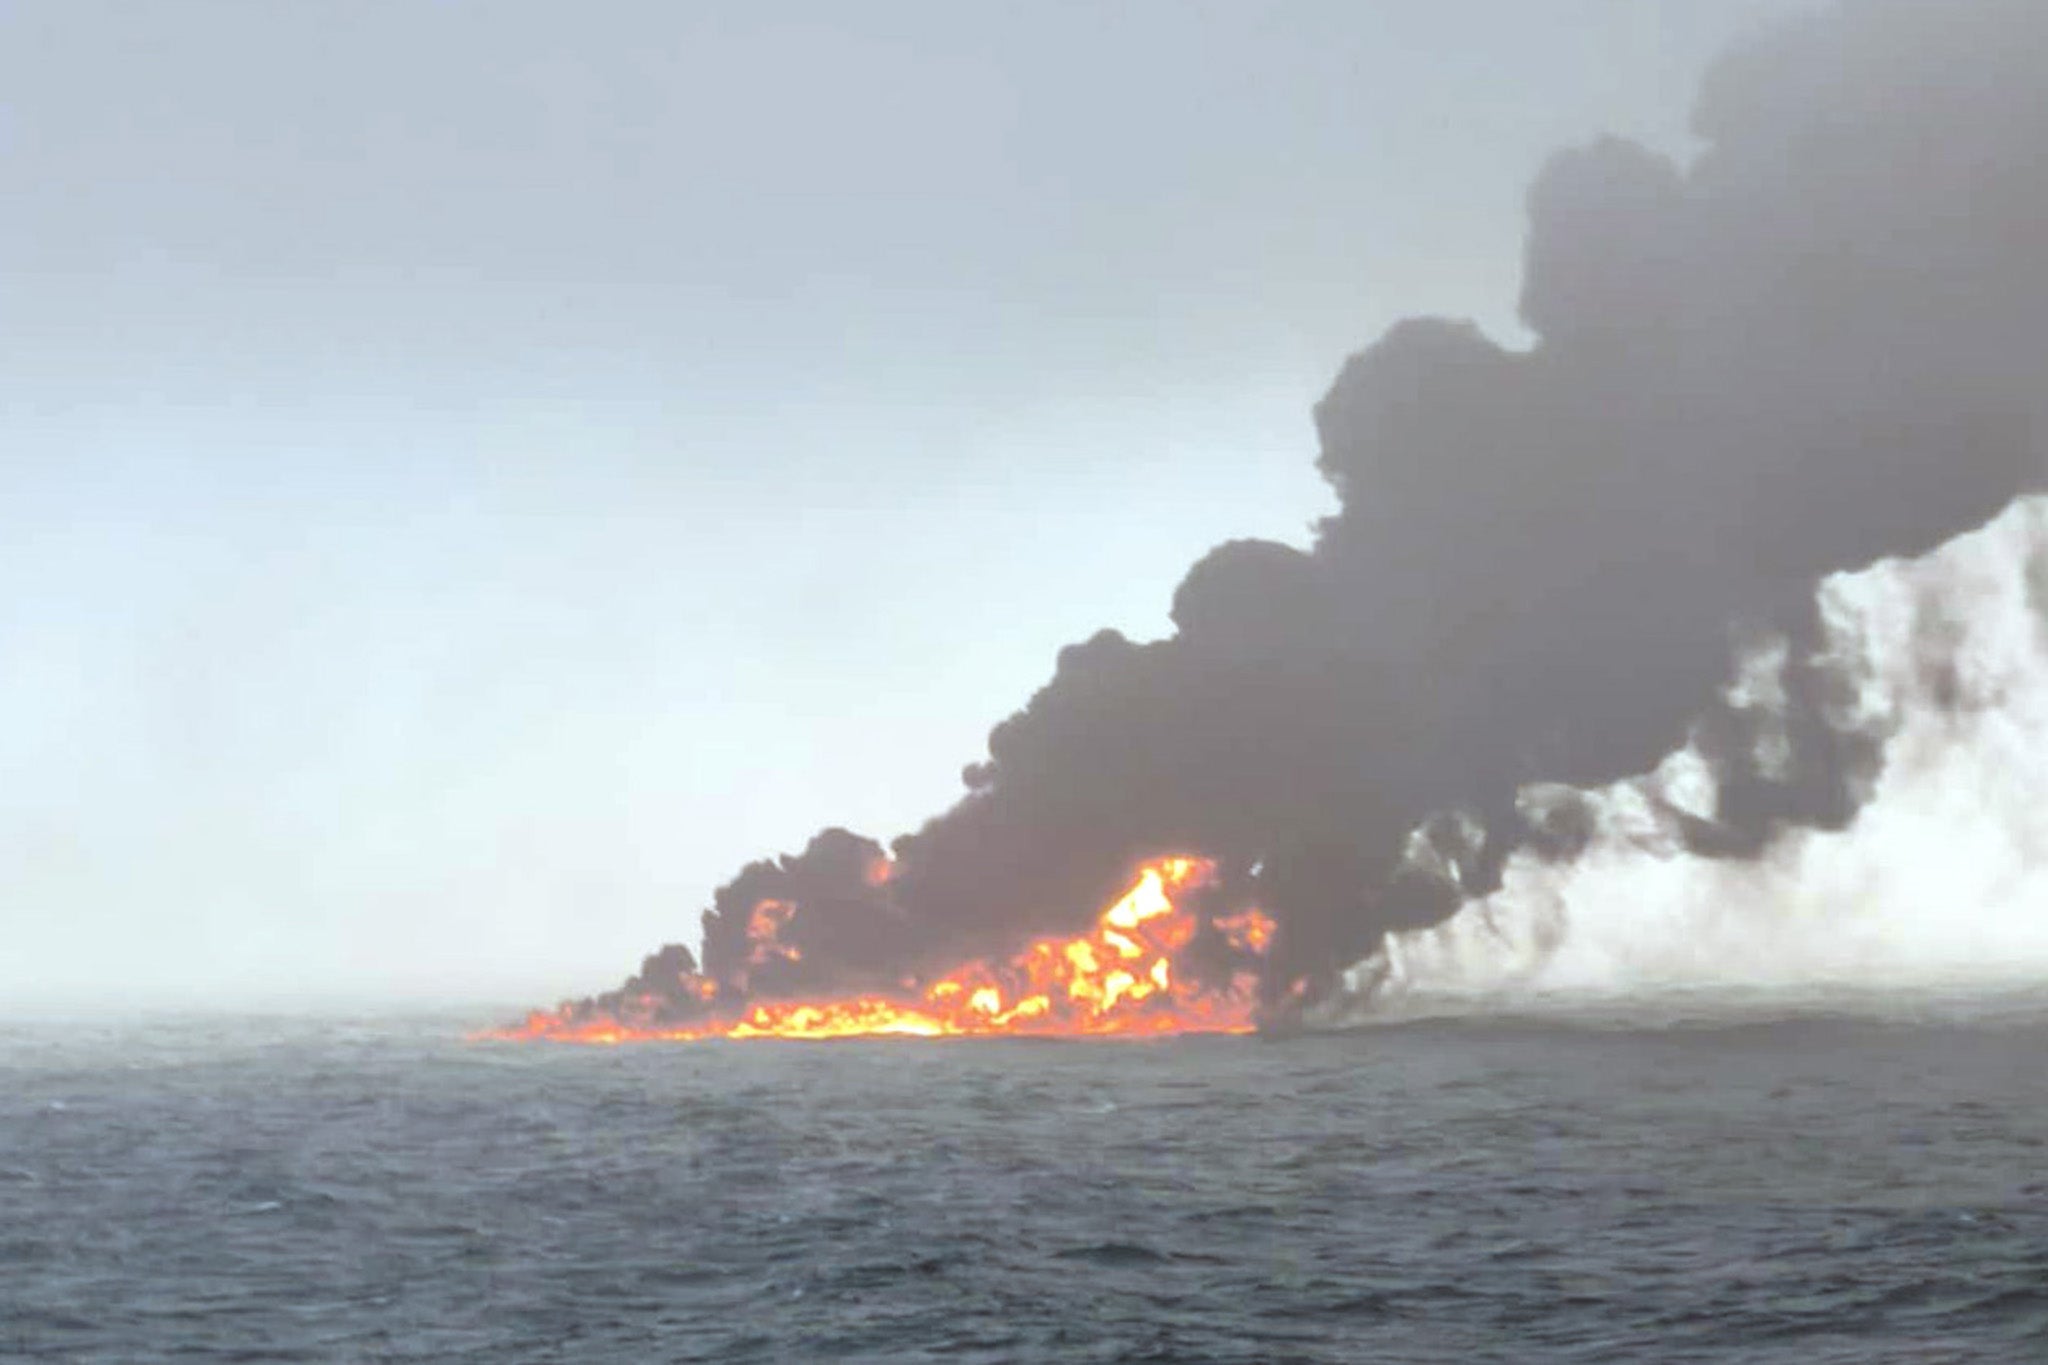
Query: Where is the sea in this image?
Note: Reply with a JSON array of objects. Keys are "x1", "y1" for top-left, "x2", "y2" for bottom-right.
[{"x1": 4, "y1": 994, "x2": 2046, "y2": 1363}]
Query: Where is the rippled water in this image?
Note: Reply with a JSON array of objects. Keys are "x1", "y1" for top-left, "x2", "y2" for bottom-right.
[{"x1": 4, "y1": 996, "x2": 2046, "y2": 1362}]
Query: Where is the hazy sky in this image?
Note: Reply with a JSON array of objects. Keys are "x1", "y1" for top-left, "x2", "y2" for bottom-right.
[{"x1": 1, "y1": 0, "x2": 1804, "y2": 1010}]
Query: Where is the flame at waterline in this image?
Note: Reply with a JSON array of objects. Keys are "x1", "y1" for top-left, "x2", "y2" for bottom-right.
[{"x1": 492, "y1": 856, "x2": 1276, "y2": 1043}]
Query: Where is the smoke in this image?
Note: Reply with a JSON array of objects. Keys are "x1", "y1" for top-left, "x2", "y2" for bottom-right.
[
  {"x1": 558, "y1": 0, "x2": 2048, "y2": 1028},
  {"x1": 1348, "y1": 495, "x2": 2048, "y2": 1014}
]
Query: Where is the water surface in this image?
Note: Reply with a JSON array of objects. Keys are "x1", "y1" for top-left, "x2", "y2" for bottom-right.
[{"x1": 4, "y1": 998, "x2": 2045, "y2": 1361}]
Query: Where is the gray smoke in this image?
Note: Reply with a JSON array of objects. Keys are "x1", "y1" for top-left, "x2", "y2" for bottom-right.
[{"x1": 553, "y1": 0, "x2": 2047, "y2": 1029}]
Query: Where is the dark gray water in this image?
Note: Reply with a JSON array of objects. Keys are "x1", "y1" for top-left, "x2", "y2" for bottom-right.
[{"x1": 4, "y1": 998, "x2": 2046, "y2": 1363}]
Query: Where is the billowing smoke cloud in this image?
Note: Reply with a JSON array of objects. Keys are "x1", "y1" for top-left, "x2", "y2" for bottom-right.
[
  {"x1": 1346, "y1": 495, "x2": 2048, "y2": 1013},
  {"x1": 563, "y1": 0, "x2": 2048, "y2": 1027}
]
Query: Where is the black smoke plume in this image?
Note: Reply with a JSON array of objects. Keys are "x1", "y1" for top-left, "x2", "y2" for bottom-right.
[{"x1": 552, "y1": 0, "x2": 2047, "y2": 1028}]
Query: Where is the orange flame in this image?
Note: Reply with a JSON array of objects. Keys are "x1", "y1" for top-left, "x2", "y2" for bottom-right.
[
  {"x1": 492, "y1": 855, "x2": 1275, "y2": 1043},
  {"x1": 1215, "y1": 907, "x2": 1275, "y2": 955},
  {"x1": 744, "y1": 898, "x2": 801, "y2": 966}
]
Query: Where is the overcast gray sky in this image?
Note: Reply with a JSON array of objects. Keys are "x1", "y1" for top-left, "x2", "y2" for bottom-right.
[{"x1": 1, "y1": 0, "x2": 1803, "y2": 1010}]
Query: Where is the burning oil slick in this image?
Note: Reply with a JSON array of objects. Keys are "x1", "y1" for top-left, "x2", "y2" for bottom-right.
[
  {"x1": 507, "y1": 1, "x2": 2048, "y2": 1042},
  {"x1": 495, "y1": 857, "x2": 1280, "y2": 1042}
]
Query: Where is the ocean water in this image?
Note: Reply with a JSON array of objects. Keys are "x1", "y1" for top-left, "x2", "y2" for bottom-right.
[{"x1": 3, "y1": 998, "x2": 2046, "y2": 1363}]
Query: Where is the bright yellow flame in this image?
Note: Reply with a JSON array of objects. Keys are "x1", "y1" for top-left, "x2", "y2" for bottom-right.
[{"x1": 491, "y1": 856, "x2": 1277, "y2": 1043}]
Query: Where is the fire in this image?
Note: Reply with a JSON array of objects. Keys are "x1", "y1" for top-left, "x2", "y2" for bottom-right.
[
  {"x1": 492, "y1": 855, "x2": 1277, "y2": 1043},
  {"x1": 1215, "y1": 908, "x2": 1275, "y2": 955},
  {"x1": 744, "y1": 898, "x2": 800, "y2": 966}
]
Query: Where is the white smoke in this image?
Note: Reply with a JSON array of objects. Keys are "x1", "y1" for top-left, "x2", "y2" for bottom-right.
[{"x1": 1339, "y1": 494, "x2": 2048, "y2": 1017}]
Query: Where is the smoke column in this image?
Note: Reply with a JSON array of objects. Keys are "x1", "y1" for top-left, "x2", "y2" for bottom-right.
[
  {"x1": 1355, "y1": 495, "x2": 2048, "y2": 1013},
  {"x1": 549, "y1": 0, "x2": 2048, "y2": 1029}
]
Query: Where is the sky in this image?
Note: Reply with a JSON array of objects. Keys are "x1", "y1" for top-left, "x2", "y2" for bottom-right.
[{"x1": 0, "y1": 0, "x2": 1805, "y2": 1011}]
